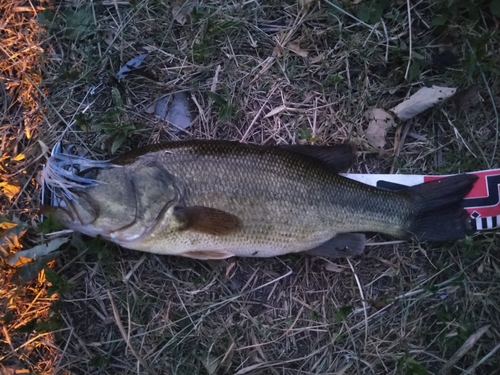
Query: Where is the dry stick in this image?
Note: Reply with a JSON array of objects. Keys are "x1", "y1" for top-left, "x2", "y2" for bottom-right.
[
  {"x1": 390, "y1": 121, "x2": 411, "y2": 174},
  {"x1": 311, "y1": 97, "x2": 318, "y2": 138},
  {"x1": 381, "y1": 18, "x2": 389, "y2": 63},
  {"x1": 22, "y1": 72, "x2": 98, "y2": 156},
  {"x1": 220, "y1": 341, "x2": 236, "y2": 372},
  {"x1": 440, "y1": 108, "x2": 477, "y2": 157},
  {"x1": 60, "y1": 313, "x2": 94, "y2": 357},
  {"x1": 123, "y1": 253, "x2": 147, "y2": 282},
  {"x1": 12, "y1": 288, "x2": 45, "y2": 330},
  {"x1": 111, "y1": 0, "x2": 123, "y2": 24},
  {"x1": 13, "y1": 6, "x2": 45, "y2": 11},
  {"x1": 53, "y1": 325, "x2": 75, "y2": 374},
  {"x1": 439, "y1": 325, "x2": 490, "y2": 375},
  {"x1": 2, "y1": 326, "x2": 15, "y2": 356},
  {"x1": 349, "y1": 269, "x2": 460, "y2": 331},
  {"x1": 464, "y1": 343, "x2": 500, "y2": 375},
  {"x1": 211, "y1": 64, "x2": 221, "y2": 93},
  {"x1": 362, "y1": 21, "x2": 379, "y2": 47},
  {"x1": 150, "y1": 268, "x2": 293, "y2": 363},
  {"x1": 346, "y1": 258, "x2": 368, "y2": 348},
  {"x1": 241, "y1": 86, "x2": 277, "y2": 142},
  {"x1": 102, "y1": 1, "x2": 130, "y2": 4},
  {"x1": 234, "y1": 343, "x2": 336, "y2": 375},
  {"x1": 345, "y1": 55, "x2": 351, "y2": 90},
  {"x1": 90, "y1": 0, "x2": 102, "y2": 58},
  {"x1": 107, "y1": 290, "x2": 160, "y2": 375},
  {"x1": 207, "y1": 64, "x2": 222, "y2": 137},
  {"x1": 0, "y1": 331, "x2": 55, "y2": 361},
  {"x1": 249, "y1": 10, "x2": 305, "y2": 85},
  {"x1": 404, "y1": 0, "x2": 413, "y2": 80}
]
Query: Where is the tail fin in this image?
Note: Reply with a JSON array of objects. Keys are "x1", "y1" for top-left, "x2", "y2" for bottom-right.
[{"x1": 405, "y1": 174, "x2": 478, "y2": 241}]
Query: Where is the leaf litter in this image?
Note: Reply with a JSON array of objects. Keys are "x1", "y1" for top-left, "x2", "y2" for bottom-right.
[
  {"x1": 146, "y1": 91, "x2": 192, "y2": 132},
  {"x1": 364, "y1": 108, "x2": 396, "y2": 149},
  {"x1": 116, "y1": 53, "x2": 148, "y2": 80},
  {"x1": 390, "y1": 85, "x2": 457, "y2": 120},
  {"x1": 365, "y1": 86, "x2": 458, "y2": 150},
  {"x1": 7, "y1": 237, "x2": 68, "y2": 267},
  {"x1": 172, "y1": 0, "x2": 195, "y2": 25},
  {"x1": 0, "y1": 218, "x2": 27, "y2": 258}
]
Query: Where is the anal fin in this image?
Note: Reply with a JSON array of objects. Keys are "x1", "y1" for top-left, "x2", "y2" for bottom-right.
[
  {"x1": 305, "y1": 233, "x2": 366, "y2": 258},
  {"x1": 182, "y1": 250, "x2": 234, "y2": 260}
]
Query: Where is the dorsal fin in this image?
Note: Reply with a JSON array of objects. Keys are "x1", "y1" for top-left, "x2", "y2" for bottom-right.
[
  {"x1": 277, "y1": 143, "x2": 357, "y2": 173},
  {"x1": 112, "y1": 140, "x2": 358, "y2": 173},
  {"x1": 110, "y1": 140, "x2": 245, "y2": 165}
]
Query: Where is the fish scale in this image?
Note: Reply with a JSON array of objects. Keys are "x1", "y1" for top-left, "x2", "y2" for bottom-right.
[
  {"x1": 46, "y1": 140, "x2": 477, "y2": 259},
  {"x1": 111, "y1": 143, "x2": 409, "y2": 255}
]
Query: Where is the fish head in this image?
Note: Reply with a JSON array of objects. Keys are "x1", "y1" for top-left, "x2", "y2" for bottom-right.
[{"x1": 47, "y1": 162, "x2": 181, "y2": 244}]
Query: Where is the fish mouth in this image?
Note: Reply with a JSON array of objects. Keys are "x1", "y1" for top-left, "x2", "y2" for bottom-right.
[
  {"x1": 47, "y1": 186, "x2": 136, "y2": 240},
  {"x1": 62, "y1": 191, "x2": 99, "y2": 225},
  {"x1": 42, "y1": 147, "x2": 135, "y2": 235}
]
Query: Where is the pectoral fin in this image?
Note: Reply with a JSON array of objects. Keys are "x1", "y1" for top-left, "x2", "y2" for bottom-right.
[
  {"x1": 305, "y1": 233, "x2": 366, "y2": 258},
  {"x1": 174, "y1": 206, "x2": 242, "y2": 235},
  {"x1": 182, "y1": 250, "x2": 234, "y2": 260}
]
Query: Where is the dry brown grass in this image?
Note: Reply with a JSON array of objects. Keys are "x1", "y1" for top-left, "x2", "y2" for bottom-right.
[{"x1": 1, "y1": 0, "x2": 500, "y2": 374}]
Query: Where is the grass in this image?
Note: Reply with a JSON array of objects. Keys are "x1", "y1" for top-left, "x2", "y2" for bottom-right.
[{"x1": 1, "y1": 0, "x2": 500, "y2": 374}]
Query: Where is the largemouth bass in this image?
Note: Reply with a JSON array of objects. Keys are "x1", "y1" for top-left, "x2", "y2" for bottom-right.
[{"x1": 43, "y1": 141, "x2": 477, "y2": 259}]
